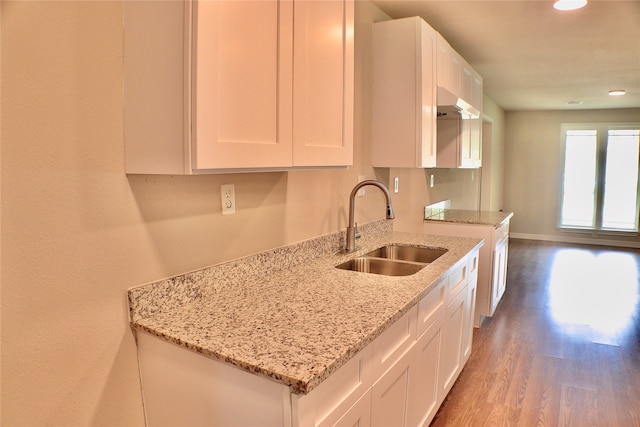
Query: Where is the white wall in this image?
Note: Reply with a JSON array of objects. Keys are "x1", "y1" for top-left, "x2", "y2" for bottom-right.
[{"x1": 504, "y1": 108, "x2": 640, "y2": 247}]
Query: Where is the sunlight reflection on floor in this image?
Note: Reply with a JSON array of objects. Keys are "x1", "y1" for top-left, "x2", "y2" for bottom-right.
[{"x1": 547, "y1": 249, "x2": 639, "y2": 336}]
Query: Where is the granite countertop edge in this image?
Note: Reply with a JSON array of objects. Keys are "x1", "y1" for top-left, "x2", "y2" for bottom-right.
[
  {"x1": 424, "y1": 209, "x2": 514, "y2": 228},
  {"x1": 128, "y1": 221, "x2": 484, "y2": 395}
]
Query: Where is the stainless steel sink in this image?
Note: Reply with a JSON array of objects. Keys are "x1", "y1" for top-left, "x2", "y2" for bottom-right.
[
  {"x1": 364, "y1": 244, "x2": 447, "y2": 264},
  {"x1": 335, "y1": 244, "x2": 447, "y2": 277},
  {"x1": 335, "y1": 257, "x2": 426, "y2": 276}
]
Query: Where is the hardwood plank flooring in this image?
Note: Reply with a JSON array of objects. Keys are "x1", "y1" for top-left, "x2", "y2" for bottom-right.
[{"x1": 431, "y1": 239, "x2": 640, "y2": 427}]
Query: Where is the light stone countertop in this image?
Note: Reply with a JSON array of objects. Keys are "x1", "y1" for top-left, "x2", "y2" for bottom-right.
[
  {"x1": 128, "y1": 221, "x2": 484, "y2": 395},
  {"x1": 424, "y1": 208, "x2": 514, "y2": 228}
]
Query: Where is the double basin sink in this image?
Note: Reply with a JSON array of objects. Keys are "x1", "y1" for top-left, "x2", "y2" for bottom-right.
[{"x1": 336, "y1": 244, "x2": 447, "y2": 276}]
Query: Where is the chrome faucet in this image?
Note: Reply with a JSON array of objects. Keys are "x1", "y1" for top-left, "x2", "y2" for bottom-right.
[{"x1": 345, "y1": 180, "x2": 395, "y2": 253}]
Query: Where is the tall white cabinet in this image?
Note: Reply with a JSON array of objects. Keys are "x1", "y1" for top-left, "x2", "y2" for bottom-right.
[{"x1": 124, "y1": 0, "x2": 353, "y2": 174}]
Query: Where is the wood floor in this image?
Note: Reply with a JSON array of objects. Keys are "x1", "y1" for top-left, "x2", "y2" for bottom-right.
[{"x1": 431, "y1": 239, "x2": 640, "y2": 427}]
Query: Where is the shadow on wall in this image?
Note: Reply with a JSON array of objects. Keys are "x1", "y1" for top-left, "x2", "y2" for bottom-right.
[
  {"x1": 125, "y1": 172, "x2": 290, "y2": 276},
  {"x1": 126, "y1": 172, "x2": 287, "y2": 222}
]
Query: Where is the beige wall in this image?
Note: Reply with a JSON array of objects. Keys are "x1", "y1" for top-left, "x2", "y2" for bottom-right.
[
  {"x1": 0, "y1": 1, "x2": 387, "y2": 425},
  {"x1": 389, "y1": 167, "x2": 482, "y2": 233},
  {"x1": 481, "y1": 95, "x2": 506, "y2": 211},
  {"x1": 390, "y1": 95, "x2": 507, "y2": 233},
  {"x1": 1, "y1": 1, "x2": 500, "y2": 425},
  {"x1": 504, "y1": 108, "x2": 640, "y2": 246}
]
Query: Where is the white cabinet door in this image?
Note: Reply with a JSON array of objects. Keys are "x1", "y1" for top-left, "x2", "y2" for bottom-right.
[
  {"x1": 370, "y1": 346, "x2": 414, "y2": 427},
  {"x1": 438, "y1": 283, "x2": 467, "y2": 397},
  {"x1": 437, "y1": 115, "x2": 481, "y2": 169},
  {"x1": 436, "y1": 34, "x2": 449, "y2": 91},
  {"x1": 459, "y1": 118, "x2": 473, "y2": 168},
  {"x1": 373, "y1": 17, "x2": 437, "y2": 168},
  {"x1": 329, "y1": 391, "x2": 372, "y2": 427},
  {"x1": 293, "y1": 0, "x2": 353, "y2": 167},
  {"x1": 472, "y1": 72, "x2": 483, "y2": 111},
  {"x1": 410, "y1": 313, "x2": 444, "y2": 427},
  {"x1": 462, "y1": 64, "x2": 474, "y2": 105},
  {"x1": 491, "y1": 238, "x2": 508, "y2": 315},
  {"x1": 469, "y1": 117, "x2": 482, "y2": 168},
  {"x1": 462, "y1": 276, "x2": 477, "y2": 364},
  {"x1": 193, "y1": 0, "x2": 294, "y2": 170},
  {"x1": 448, "y1": 51, "x2": 463, "y2": 98}
]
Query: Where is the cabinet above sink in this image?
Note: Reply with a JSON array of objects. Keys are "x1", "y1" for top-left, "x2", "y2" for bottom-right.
[{"x1": 124, "y1": 0, "x2": 354, "y2": 175}]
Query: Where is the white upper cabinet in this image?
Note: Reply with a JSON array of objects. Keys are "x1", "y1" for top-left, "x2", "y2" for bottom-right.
[
  {"x1": 436, "y1": 116, "x2": 482, "y2": 168},
  {"x1": 435, "y1": 33, "x2": 483, "y2": 169},
  {"x1": 436, "y1": 34, "x2": 462, "y2": 99},
  {"x1": 192, "y1": 1, "x2": 293, "y2": 170},
  {"x1": 436, "y1": 34, "x2": 481, "y2": 111},
  {"x1": 372, "y1": 17, "x2": 483, "y2": 170},
  {"x1": 372, "y1": 17, "x2": 438, "y2": 168},
  {"x1": 292, "y1": 1, "x2": 354, "y2": 167},
  {"x1": 472, "y1": 72, "x2": 483, "y2": 112},
  {"x1": 124, "y1": 0, "x2": 353, "y2": 174}
]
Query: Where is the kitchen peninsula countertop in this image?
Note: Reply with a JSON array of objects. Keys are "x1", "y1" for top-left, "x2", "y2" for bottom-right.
[
  {"x1": 128, "y1": 221, "x2": 483, "y2": 395},
  {"x1": 424, "y1": 208, "x2": 514, "y2": 228}
]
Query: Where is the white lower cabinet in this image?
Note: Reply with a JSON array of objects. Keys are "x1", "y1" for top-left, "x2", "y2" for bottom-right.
[
  {"x1": 492, "y1": 237, "x2": 508, "y2": 315},
  {"x1": 410, "y1": 311, "x2": 444, "y2": 426},
  {"x1": 371, "y1": 346, "x2": 415, "y2": 427},
  {"x1": 423, "y1": 217, "x2": 511, "y2": 326},
  {"x1": 438, "y1": 279, "x2": 468, "y2": 398},
  {"x1": 462, "y1": 251, "x2": 479, "y2": 364},
  {"x1": 331, "y1": 391, "x2": 372, "y2": 427},
  {"x1": 136, "y1": 249, "x2": 479, "y2": 427}
]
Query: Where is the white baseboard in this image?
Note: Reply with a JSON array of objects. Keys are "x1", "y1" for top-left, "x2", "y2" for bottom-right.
[{"x1": 510, "y1": 232, "x2": 640, "y2": 249}]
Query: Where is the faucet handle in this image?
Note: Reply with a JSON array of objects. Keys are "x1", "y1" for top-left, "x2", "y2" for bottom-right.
[{"x1": 355, "y1": 222, "x2": 361, "y2": 239}]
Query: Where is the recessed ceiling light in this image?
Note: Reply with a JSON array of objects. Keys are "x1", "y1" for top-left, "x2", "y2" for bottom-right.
[
  {"x1": 608, "y1": 90, "x2": 626, "y2": 96},
  {"x1": 553, "y1": 0, "x2": 587, "y2": 10},
  {"x1": 565, "y1": 100, "x2": 583, "y2": 105}
]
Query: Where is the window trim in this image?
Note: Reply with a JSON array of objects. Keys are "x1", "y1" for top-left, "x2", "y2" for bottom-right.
[{"x1": 558, "y1": 122, "x2": 640, "y2": 236}]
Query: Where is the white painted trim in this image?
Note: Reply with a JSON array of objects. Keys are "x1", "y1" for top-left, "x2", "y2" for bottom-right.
[{"x1": 510, "y1": 233, "x2": 640, "y2": 249}]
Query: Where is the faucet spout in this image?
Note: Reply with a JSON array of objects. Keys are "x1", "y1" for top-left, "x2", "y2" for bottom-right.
[{"x1": 345, "y1": 180, "x2": 395, "y2": 253}]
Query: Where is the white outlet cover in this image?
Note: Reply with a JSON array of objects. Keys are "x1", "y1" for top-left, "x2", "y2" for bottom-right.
[{"x1": 220, "y1": 184, "x2": 235, "y2": 215}]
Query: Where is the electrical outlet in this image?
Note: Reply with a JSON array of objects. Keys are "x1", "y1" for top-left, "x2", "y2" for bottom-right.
[
  {"x1": 430, "y1": 174, "x2": 435, "y2": 188},
  {"x1": 220, "y1": 184, "x2": 236, "y2": 215},
  {"x1": 394, "y1": 177, "x2": 399, "y2": 193}
]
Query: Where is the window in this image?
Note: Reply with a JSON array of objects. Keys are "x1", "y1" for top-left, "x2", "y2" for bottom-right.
[{"x1": 559, "y1": 124, "x2": 640, "y2": 233}]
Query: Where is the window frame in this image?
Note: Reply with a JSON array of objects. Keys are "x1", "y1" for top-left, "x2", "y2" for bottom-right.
[{"x1": 558, "y1": 122, "x2": 640, "y2": 236}]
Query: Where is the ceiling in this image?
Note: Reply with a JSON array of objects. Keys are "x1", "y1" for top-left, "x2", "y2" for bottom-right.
[{"x1": 370, "y1": 0, "x2": 640, "y2": 111}]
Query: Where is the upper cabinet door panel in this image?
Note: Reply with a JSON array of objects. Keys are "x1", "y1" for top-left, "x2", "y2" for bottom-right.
[
  {"x1": 192, "y1": 0, "x2": 293, "y2": 170},
  {"x1": 436, "y1": 34, "x2": 450, "y2": 91},
  {"x1": 293, "y1": 0, "x2": 354, "y2": 167}
]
